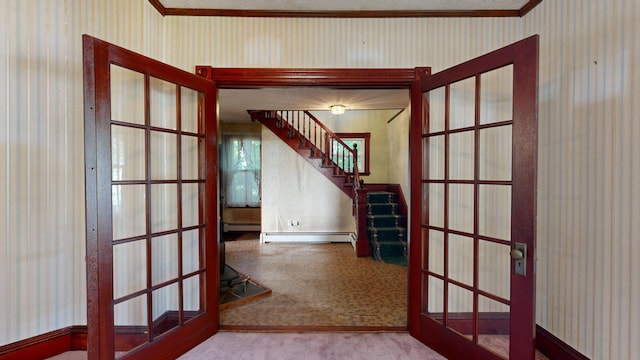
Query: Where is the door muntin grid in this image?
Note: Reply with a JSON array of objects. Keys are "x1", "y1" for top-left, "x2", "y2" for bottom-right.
[
  {"x1": 421, "y1": 65, "x2": 514, "y2": 359},
  {"x1": 110, "y1": 64, "x2": 206, "y2": 357}
]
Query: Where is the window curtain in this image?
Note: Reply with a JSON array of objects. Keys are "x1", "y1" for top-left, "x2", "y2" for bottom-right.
[{"x1": 222, "y1": 134, "x2": 261, "y2": 207}]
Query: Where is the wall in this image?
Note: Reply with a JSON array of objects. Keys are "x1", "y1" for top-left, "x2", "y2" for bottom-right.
[
  {"x1": 386, "y1": 106, "x2": 411, "y2": 199},
  {"x1": 260, "y1": 129, "x2": 355, "y2": 233},
  {"x1": 523, "y1": 1, "x2": 640, "y2": 359},
  {"x1": 3, "y1": 2, "x2": 638, "y2": 359},
  {"x1": 0, "y1": 0, "x2": 165, "y2": 346}
]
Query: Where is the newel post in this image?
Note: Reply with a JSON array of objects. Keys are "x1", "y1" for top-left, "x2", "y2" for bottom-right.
[
  {"x1": 355, "y1": 187, "x2": 370, "y2": 257},
  {"x1": 352, "y1": 144, "x2": 358, "y2": 173}
]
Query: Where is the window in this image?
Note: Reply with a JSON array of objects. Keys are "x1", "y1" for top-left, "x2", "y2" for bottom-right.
[
  {"x1": 221, "y1": 134, "x2": 261, "y2": 207},
  {"x1": 335, "y1": 132, "x2": 370, "y2": 175}
]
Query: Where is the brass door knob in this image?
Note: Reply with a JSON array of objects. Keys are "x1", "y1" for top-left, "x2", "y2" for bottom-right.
[{"x1": 510, "y1": 248, "x2": 524, "y2": 260}]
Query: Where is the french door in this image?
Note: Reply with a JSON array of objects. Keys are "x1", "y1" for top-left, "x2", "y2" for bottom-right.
[
  {"x1": 83, "y1": 35, "x2": 218, "y2": 359},
  {"x1": 409, "y1": 35, "x2": 539, "y2": 359}
]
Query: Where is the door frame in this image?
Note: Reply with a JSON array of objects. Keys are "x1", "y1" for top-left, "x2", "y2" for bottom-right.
[{"x1": 197, "y1": 66, "x2": 423, "y2": 331}]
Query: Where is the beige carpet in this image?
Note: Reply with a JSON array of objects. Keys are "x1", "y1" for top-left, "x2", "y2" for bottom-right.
[
  {"x1": 178, "y1": 331, "x2": 446, "y2": 360},
  {"x1": 44, "y1": 332, "x2": 444, "y2": 360},
  {"x1": 220, "y1": 239, "x2": 407, "y2": 328}
]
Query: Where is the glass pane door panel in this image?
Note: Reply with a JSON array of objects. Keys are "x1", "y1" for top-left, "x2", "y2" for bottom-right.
[
  {"x1": 113, "y1": 240, "x2": 147, "y2": 299},
  {"x1": 151, "y1": 234, "x2": 178, "y2": 286},
  {"x1": 449, "y1": 131, "x2": 475, "y2": 180},
  {"x1": 182, "y1": 183, "x2": 201, "y2": 228},
  {"x1": 426, "y1": 135, "x2": 445, "y2": 180},
  {"x1": 478, "y1": 240, "x2": 511, "y2": 300},
  {"x1": 449, "y1": 77, "x2": 476, "y2": 130},
  {"x1": 110, "y1": 65, "x2": 144, "y2": 125},
  {"x1": 149, "y1": 77, "x2": 177, "y2": 130},
  {"x1": 182, "y1": 136, "x2": 201, "y2": 181},
  {"x1": 114, "y1": 294, "x2": 148, "y2": 359},
  {"x1": 479, "y1": 185, "x2": 512, "y2": 240},
  {"x1": 427, "y1": 230, "x2": 444, "y2": 276},
  {"x1": 182, "y1": 230, "x2": 201, "y2": 275},
  {"x1": 151, "y1": 283, "x2": 179, "y2": 337},
  {"x1": 151, "y1": 184, "x2": 178, "y2": 233},
  {"x1": 478, "y1": 296, "x2": 510, "y2": 359},
  {"x1": 183, "y1": 274, "x2": 202, "y2": 313},
  {"x1": 480, "y1": 65, "x2": 513, "y2": 125},
  {"x1": 426, "y1": 275, "x2": 444, "y2": 320},
  {"x1": 112, "y1": 185, "x2": 146, "y2": 240},
  {"x1": 447, "y1": 283, "x2": 473, "y2": 340},
  {"x1": 428, "y1": 87, "x2": 446, "y2": 133},
  {"x1": 428, "y1": 183, "x2": 444, "y2": 228},
  {"x1": 181, "y1": 87, "x2": 202, "y2": 134},
  {"x1": 448, "y1": 234, "x2": 474, "y2": 286},
  {"x1": 150, "y1": 131, "x2": 178, "y2": 180},
  {"x1": 479, "y1": 126, "x2": 512, "y2": 181},
  {"x1": 114, "y1": 294, "x2": 147, "y2": 327},
  {"x1": 448, "y1": 184, "x2": 474, "y2": 234},
  {"x1": 111, "y1": 125, "x2": 145, "y2": 181}
]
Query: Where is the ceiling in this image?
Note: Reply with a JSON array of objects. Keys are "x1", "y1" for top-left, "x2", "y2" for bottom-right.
[
  {"x1": 151, "y1": 0, "x2": 542, "y2": 17},
  {"x1": 220, "y1": 88, "x2": 409, "y2": 122}
]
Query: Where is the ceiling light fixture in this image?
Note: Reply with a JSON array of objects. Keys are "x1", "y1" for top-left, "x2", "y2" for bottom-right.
[{"x1": 330, "y1": 104, "x2": 346, "y2": 115}]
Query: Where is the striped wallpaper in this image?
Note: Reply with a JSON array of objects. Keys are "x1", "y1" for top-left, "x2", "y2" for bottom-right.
[
  {"x1": 1, "y1": 1, "x2": 638, "y2": 359},
  {"x1": 524, "y1": 1, "x2": 640, "y2": 359}
]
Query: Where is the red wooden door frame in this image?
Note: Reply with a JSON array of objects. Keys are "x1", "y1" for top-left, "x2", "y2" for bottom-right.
[{"x1": 408, "y1": 35, "x2": 539, "y2": 359}]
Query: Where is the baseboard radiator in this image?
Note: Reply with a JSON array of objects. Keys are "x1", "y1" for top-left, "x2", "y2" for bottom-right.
[{"x1": 260, "y1": 232, "x2": 355, "y2": 245}]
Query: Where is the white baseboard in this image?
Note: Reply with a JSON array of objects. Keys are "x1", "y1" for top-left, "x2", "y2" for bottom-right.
[{"x1": 260, "y1": 232, "x2": 355, "y2": 244}]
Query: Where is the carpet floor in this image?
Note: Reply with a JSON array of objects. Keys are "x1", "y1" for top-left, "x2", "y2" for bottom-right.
[
  {"x1": 220, "y1": 238, "x2": 407, "y2": 328},
  {"x1": 178, "y1": 331, "x2": 445, "y2": 360}
]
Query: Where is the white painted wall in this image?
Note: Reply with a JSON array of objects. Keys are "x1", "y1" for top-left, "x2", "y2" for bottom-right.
[
  {"x1": 386, "y1": 106, "x2": 411, "y2": 199},
  {"x1": 260, "y1": 129, "x2": 355, "y2": 233},
  {"x1": 2, "y1": 1, "x2": 639, "y2": 359}
]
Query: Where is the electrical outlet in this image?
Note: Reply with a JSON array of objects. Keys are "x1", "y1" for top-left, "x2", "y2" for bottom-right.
[{"x1": 288, "y1": 219, "x2": 300, "y2": 228}]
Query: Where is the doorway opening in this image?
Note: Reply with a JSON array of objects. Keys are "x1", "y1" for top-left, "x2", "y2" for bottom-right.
[{"x1": 198, "y1": 67, "x2": 418, "y2": 330}]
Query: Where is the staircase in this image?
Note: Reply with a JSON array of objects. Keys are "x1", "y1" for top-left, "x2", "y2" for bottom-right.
[
  {"x1": 250, "y1": 110, "x2": 407, "y2": 263},
  {"x1": 249, "y1": 110, "x2": 361, "y2": 198},
  {"x1": 366, "y1": 190, "x2": 407, "y2": 267}
]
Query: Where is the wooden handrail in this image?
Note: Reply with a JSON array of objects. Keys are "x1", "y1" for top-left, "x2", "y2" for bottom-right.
[{"x1": 271, "y1": 110, "x2": 362, "y2": 190}]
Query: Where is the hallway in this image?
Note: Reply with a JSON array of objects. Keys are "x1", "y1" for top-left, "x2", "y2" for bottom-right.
[{"x1": 220, "y1": 234, "x2": 407, "y2": 328}]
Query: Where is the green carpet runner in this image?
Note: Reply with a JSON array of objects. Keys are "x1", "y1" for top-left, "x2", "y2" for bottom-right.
[{"x1": 366, "y1": 191, "x2": 407, "y2": 267}]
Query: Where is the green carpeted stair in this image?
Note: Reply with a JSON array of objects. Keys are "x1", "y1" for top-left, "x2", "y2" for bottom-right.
[{"x1": 366, "y1": 191, "x2": 407, "y2": 267}]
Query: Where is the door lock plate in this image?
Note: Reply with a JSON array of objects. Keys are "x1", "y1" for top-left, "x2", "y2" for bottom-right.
[{"x1": 513, "y1": 242, "x2": 526, "y2": 276}]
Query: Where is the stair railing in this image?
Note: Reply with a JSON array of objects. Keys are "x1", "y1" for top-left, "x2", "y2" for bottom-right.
[
  {"x1": 250, "y1": 109, "x2": 369, "y2": 256},
  {"x1": 270, "y1": 110, "x2": 362, "y2": 190}
]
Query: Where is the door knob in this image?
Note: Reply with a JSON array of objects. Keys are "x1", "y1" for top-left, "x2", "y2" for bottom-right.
[{"x1": 510, "y1": 248, "x2": 524, "y2": 260}]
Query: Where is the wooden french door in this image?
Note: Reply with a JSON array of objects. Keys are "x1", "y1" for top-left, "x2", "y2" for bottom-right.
[
  {"x1": 83, "y1": 35, "x2": 218, "y2": 360},
  {"x1": 409, "y1": 35, "x2": 539, "y2": 359}
]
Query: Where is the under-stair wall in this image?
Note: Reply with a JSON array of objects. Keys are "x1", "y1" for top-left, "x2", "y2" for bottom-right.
[{"x1": 260, "y1": 128, "x2": 356, "y2": 241}]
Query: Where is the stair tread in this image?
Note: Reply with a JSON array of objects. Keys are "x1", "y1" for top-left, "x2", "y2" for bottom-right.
[
  {"x1": 367, "y1": 214, "x2": 405, "y2": 218},
  {"x1": 370, "y1": 239, "x2": 406, "y2": 245},
  {"x1": 368, "y1": 226, "x2": 406, "y2": 230}
]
